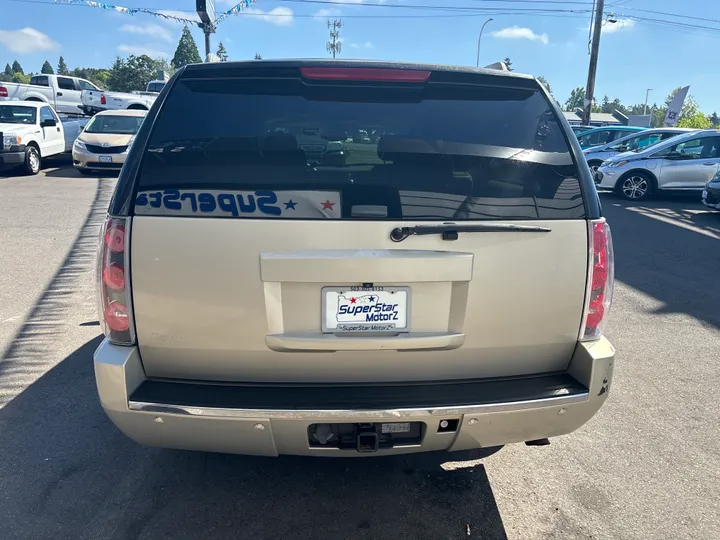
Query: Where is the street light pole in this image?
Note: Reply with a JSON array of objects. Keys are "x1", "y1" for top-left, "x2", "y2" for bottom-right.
[
  {"x1": 643, "y1": 88, "x2": 652, "y2": 115},
  {"x1": 476, "y1": 18, "x2": 494, "y2": 68}
]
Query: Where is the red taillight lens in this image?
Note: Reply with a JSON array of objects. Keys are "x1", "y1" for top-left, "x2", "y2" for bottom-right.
[
  {"x1": 0, "y1": 86, "x2": 8, "y2": 98},
  {"x1": 104, "y1": 301, "x2": 129, "y2": 332},
  {"x1": 580, "y1": 219, "x2": 614, "y2": 340},
  {"x1": 98, "y1": 217, "x2": 134, "y2": 344},
  {"x1": 299, "y1": 67, "x2": 431, "y2": 82},
  {"x1": 102, "y1": 263, "x2": 125, "y2": 290},
  {"x1": 100, "y1": 94, "x2": 107, "y2": 105},
  {"x1": 105, "y1": 225, "x2": 125, "y2": 253}
]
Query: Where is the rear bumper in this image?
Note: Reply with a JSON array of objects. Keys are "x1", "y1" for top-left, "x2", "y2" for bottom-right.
[{"x1": 94, "y1": 337, "x2": 615, "y2": 456}]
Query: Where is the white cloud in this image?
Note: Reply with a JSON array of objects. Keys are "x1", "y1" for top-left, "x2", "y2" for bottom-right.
[
  {"x1": 491, "y1": 26, "x2": 549, "y2": 45},
  {"x1": 243, "y1": 7, "x2": 294, "y2": 26},
  {"x1": 314, "y1": 8, "x2": 342, "y2": 20},
  {"x1": 120, "y1": 23, "x2": 173, "y2": 43},
  {"x1": 0, "y1": 27, "x2": 59, "y2": 54},
  {"x1": 602, "y1": 18, "x2": 635, "y2": 33},
  {"x1": 118, "y1": 44, "x2": 171, "y2": 59},
  {"x1": 350, "y1": 41, "x2": 374, "y2": 49}
]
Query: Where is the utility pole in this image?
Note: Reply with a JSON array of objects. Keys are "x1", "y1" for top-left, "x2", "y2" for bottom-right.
[
  {"x1": 643, "y1": 88, "x2": 652, "y2": 115},
  {"x1": 327, "y1": 19, "x2": 342, "y2": 59},
  {"x1": 476, "y1": 18, "x2": 494, "y2": 68},
  {"x1": 196, "y1": 0, "x2": 216, "y2": 61},
  {"x1": 582, "y1": 0, "x2": 604, "y2": 126}
]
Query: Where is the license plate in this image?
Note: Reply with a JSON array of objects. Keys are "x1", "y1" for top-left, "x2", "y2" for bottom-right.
[
  {"x1": 99, "y1": 156, "x2": 112, "y2": 163},
  {"x1": 322, "y1": 286, "x2": 410, "y2": 333},
  {"x1": 702, "y1": 189, "x2": 708, "y2": 199}
]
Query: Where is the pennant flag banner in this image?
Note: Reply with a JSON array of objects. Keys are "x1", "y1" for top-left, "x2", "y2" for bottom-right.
[
  {"x1": 53, "y1": 0, "x2": 200, "y2": 25},
  {"x1": 214, "y1": 0, "x2": 257, "y2": 24}
]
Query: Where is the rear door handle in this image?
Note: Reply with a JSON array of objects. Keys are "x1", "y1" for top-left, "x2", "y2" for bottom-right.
[
  {"x1": 57, "y1": 92, "x2": 63, "y2": 96},
  {"x1": 266, "y1": 332, "x2": 466, "y2": 352},
  {"x1": 703, "y1": 162, "x2": 716, "y2": 166}
]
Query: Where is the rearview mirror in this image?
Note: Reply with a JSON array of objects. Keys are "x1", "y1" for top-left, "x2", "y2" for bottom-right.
[{"x1": 40, "y1": 118, "x2": 56, "y2": 128}]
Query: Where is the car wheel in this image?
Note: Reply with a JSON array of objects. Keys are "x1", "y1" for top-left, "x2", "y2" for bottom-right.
[
  {"x1": 23, "y1": 146, "x2": 41, "y2": 175},
  {"x1": 617, "y1": 172, "x2": 653, "y2": 201},
  {"x1": 587, "y1": 160, "x2": 603, "y2": 175}
]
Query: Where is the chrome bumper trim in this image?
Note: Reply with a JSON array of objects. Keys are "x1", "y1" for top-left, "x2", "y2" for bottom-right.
[{"x1": 128, "y1": 392, "x2": 589, "y2": 420}]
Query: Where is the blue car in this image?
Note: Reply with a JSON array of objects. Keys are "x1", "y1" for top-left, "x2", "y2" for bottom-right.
[{"x1": 576, "y1": 126, "x2": 647, "y2": 149}]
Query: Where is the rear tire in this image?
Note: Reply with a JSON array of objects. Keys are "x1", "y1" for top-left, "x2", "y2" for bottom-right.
[
  {"x1": 616, "y1": 171, "x2": 653, "y2": 201},
  {"x1": 23, "y1": 145, "x2": 41, "y2": 175}
]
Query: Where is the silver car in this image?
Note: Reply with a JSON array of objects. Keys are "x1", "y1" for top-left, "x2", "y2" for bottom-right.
[
  {"x1": 583, "y1": 127, "x2": 694, "y2": 174},
  {"x1": 595, "y1": 129, "x2": 720, "y2": 201}
]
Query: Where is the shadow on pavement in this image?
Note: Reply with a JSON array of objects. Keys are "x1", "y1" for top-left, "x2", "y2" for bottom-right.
[
  {"x1": 600, "y1": 193, "x2": 720, "y2": 328},
  {"x1": 0, "y1": 177, "x2": 114, "y2": 407},
  {"x1": 0, "y1": 337, "x2": 508, "y2": 540}
]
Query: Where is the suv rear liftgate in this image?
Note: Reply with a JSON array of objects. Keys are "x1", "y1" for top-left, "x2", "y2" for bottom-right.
[{"x1": 93, "y1": 61, "x2": 615, "y2": 456}]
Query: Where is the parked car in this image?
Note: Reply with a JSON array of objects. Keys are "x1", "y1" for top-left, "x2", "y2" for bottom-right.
[
  {"x1": 583, "y1": 127, "x2": 694, "y2": 173},
  {"x1": 94, "y1": 60, "x2": 615, "y2": 458},
  {"x1": 595, "y1": 129, "x2": 720, "y2": 200},
  {"x1": 701, "y1": 171, "x2": 720, "y2": 211},
  {"x1": 0, "y1": 74, "x2": 101, "y2": 115},
  {"x1": 72, "y1": 109, "x2": 146, "y2": 174},
  {"x1": 576, "y1": 125, "x2": 646, "y2": 149},
  {"x1": 80, "y1": 80, "x2": 165, "y2": 115},
  {"x1": 0, "y1": 101, "x2": 88, "y2": 174},
  {"x1": 571, "y1": 125, "x2": 592, "y2": 136}
]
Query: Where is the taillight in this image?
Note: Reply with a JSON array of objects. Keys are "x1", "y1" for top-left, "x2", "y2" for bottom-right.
[
  {"x1": 299, "y1": 67, "x2": 431, "y2": 82},
  {"x1": 0, "y1": 86, "x2": 8, "y2": 98},
  {"x1": 580, "y1": 219, "x2": 614, "y2": 341},
  {"x1": 100, "y1": 94, "x2": 107, "y2": 105},
  {"x1": 98, "y1": 216, "x2": 135, "y2": 344}
]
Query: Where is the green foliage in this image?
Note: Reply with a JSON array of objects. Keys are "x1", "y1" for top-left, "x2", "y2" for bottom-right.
[
  {"x1": 710, "y1": 112, "x2": 720, "y2": 128},
  {"x1": 41, "y1": 61, "x2": 54, "y2": 74},
  {"x1": 172, "y1": 26, "x2": 202, "y2": 69},
  {"x1": 70, "y1": 67, "x2": 111, "y2": 89},
  {"x1": 565, "y1": 87, "x2": 585, "y2": 111},
  {"x1": 3, "y1": 63, "x2": 11, "y2": 76},
  {"x1": 11, "y1": 60, "x2": 23, "y2": 74},
  {"x1": 107, "y1": 55, "x2": 168, "y2": 92},
  {"x1": 503, "y1": 57, "x2": 513, "y2": 71},
  {"x1": 216, "y1": 42, "x2": 228, "y2": 62},
  {"x1": 57, "y1": 56, "x2": 68, "y2": 75},
  {"x1": 676, "y1": 112, "x2": 712, "y2": 129},
  {"x1": 254, "y1": 52, "x2": 262, "y2": 60}
]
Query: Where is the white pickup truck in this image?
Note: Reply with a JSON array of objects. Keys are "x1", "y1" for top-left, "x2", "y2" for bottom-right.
[
  {"x1": 0, "y1": 101, "x2": 88, "y2": 175},
  {"x1": 0, "y1": 74, "x2": 101, "y2": 115},
  {"x1": 80, "y1": 80, "x2": 166, "y2": 115}
]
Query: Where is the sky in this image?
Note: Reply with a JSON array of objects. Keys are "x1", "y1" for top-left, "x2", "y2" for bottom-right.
[{"x1": 2, "y1": 0, "x2": 720, "y2": 113}]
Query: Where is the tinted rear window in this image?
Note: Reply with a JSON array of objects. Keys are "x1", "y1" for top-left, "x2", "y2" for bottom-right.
[{"x1": 136, "y1": 76, "x2": 584, "y2": 220}]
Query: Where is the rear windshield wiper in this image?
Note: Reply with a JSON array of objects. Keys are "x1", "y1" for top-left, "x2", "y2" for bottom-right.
[{"x1": 390, "y1": 223, "x2": 551, "y2": 242}]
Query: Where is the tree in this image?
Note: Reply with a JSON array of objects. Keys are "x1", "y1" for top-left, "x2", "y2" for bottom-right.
[
  {"x1": 11, "y1": 60, "x2": 23, "y2": 74},
  {"x1": 536, "y1": 76, "x2": 552, "y2": 96},
  {"x1": 107, "y1": 55, "x2": 163, "y2": 92},
  {"x1": 503, "y1": 57, "x2": 513, "y2": 71},
  {"x1": 676, "y1": 112, "x2": 712, "y2": 129},
  {"x1": 41, "y1": 61, "x2": 54, "y2": 74},
  {"x1": 4, "y1": 63, "x2": 13, "y2": 76},
  {"x1": 711, "y1": 112, "x2": 720, "y2": 128},
  {"x1": 57, "y1": 56, "x2": 68, "y2": 75},
  {"x1": 254, "y1": 53, "x2": 262, "y2": 60},
  {"x1": 565, "y1": 87, "x2": 585, "y2": 111},
  {"x1": 70, "y1": 67, "x2": 111, "y2": 89},
  {"x1": 172, "y1": 26, "x2": 202, "y2": 69},
  {"x1": 216, "y1": 42, "x2": 228, "y2": 62}
]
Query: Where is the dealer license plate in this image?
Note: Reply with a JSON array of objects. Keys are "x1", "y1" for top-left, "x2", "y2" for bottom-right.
[
  {"x1": 322, "y1": 286, "x2": 410, "y2": 333},
  {"x1": 99, "y1": 156, "x2": 112, "y2": 163}
]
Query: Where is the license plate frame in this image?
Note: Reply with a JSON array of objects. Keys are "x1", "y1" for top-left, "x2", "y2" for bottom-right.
[
  {"x1": 99, "y1": 155, "x2": 112, "y2": 163},
  {"x1": 322, "y1": 286, "x2": 411, "y2": 334}
]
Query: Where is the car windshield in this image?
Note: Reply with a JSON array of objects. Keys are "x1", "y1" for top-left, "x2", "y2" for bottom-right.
[
  {"x1": 84, "y1": 115, "x2": 143, "y2": 135},
  {"x1": 0, "y1": 105, "x2": 37, "y2": 124}
]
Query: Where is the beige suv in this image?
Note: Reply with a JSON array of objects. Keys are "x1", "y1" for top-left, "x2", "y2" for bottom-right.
[{"x1": 94, "y1": 61, "x2": 615, "y2": 457}]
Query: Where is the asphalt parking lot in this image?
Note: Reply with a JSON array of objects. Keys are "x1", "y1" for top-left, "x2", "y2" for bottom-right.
[{"x1": 1, "y1": 161, "x2": 718, "y2": 540}]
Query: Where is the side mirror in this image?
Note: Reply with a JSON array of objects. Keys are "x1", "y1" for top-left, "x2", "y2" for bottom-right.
[{"x1": 40, "y1": 119, "x2": 57, "y2": 128}]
